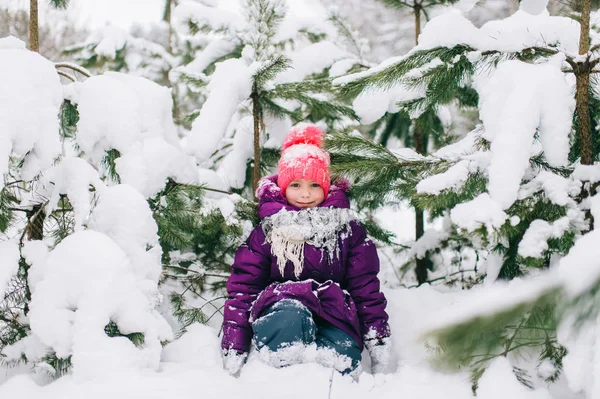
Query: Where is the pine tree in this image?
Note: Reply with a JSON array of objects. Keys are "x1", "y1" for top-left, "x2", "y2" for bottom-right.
[
  {"x1": 329, "y1": 0, "x2": 600, "y2": 392},
  {"x1": 330, "y1": 0, "x2": 474, "y2": 285},
  {"x1": 0, "y1": 41, "x2": 221, "y2": 376},
  {"x1": 173, "y1": 0, "x2": 357, "y2": 194}
]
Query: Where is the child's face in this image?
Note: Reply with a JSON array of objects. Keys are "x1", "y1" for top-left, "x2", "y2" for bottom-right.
[{"x1": 285, "y1": 179, "x2": 325, "y2": 208}]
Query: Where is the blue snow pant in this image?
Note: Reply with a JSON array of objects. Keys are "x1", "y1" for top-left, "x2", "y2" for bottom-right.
[{"x1": 252, "y1": 299, "x2": 361, "y2": 374}]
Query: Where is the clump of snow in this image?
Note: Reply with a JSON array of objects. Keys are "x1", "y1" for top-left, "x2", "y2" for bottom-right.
[
  {"x1": 417, "y1": 160, "x2": 470, "y2": 195},
  {"x1": 450, "y1": 193, "x2": 508, "y2": 233},
  {"x1": 410, "y1": 228, "x2": 450, "y2": 259},
  {"x1": 477, "y1": 357, "x2": 551, "y2": 399},
  {"x1": 174, "y1": 39, "x2": 237, "y2": 77},
  {"x1": 353, "y1": 84, "x2": 424, "y2": 125},
  {"x1": 115, "y1": 137, "x2": 198, "y2": 197},
  {"x1": 518, "y1": 217, "x2": 570, "y2": 259},
  {"x1": 475, "y1": 60, "x2": 574, "y2": 209},
  {"x1": 67, "y1": 71, "x2": 197, "y2": 197},
  {"x1": 43, "y1": 157, "x2": 106, "y2": 231},
  {"x1": 277, "y1": 41, "x2": 348, "y2": 83},
  {"x1": 0, "y1": 36, "x2": 26, "y2": 49},
  {"x1": 417, "y1": 4, "x2": 578, "y2": 53},
  {"x1": 217, "y1": 116, "x2": 254, "y2": 189},
  {"x1": 173, "y1": 1, "x2": 245, "y2": 34},
  {"x1": 71, "y1": 71, "x2": 178, "y2": 163},
  {"x1": 90, "y1": 25, "x2": 128, "y2": 58},
  {"x1": 26, "y1": 230, "x2": 172, "y2": 378},
  {"x1": 573, "y1": 164, "x2": 600, "y2": 184},
  {"x1": 87, "y1": 184, "x2": 162, "y2": 283},
  {"x1": 186, "y1": 58, "x2": 253, "y2": 162},
  {"x1": 454, "y1": 0, "x2": 482, "y2": 13},
  {"x1": 0, "y1": 49, "x2": 62, "y2": 187},
  {"x1": 518, "y1": 171, "x2": 580, "y2": 207},
  {"x1": 520, "y1": 0, "x2": 549, "y2": 16},
  {"x1": 556, "y1": 194, "x2": 600, "y2": 297},
  {"x1": 162, "y1": 323, "x2": 222, "y2": 368}
]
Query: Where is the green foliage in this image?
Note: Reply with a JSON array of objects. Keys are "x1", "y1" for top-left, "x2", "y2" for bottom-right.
[
  {"x1": 104, "y1": 321, "x2": 145, "y2": 346},
  {"x1": 48, "y1": 195, "x2": 75, "y2": 244},
  {"x1": 40, "y1": 353, "x2": 72, "y2": 377},
  {"x1": 0, "y1": 186, "x2": 19, "y2": 233},
  {"x1": 415, "y1": 173, "x2": 488, "y2": 218},
  {"x1": 253, "y1": 55, "x2": 291, "y2": 88},
  {"x1": 149, "y1": 179, "x2": 206, "y2": 253},
  {"x1": 361, "y1": 218, "x2": 396, "y2": 246},
  {"x1": 244, "y1": 0, "x2": 287, "y2": 61},
  {"x1": 48, "y1": 0, "x2": 69, "y2": 9},
  {"x1": 326, "y1": 131, "x2": 443, "y2": 210},
  {"x1": 377, "y1": 0, "x2": 460, "y2": 9},
  {"x1": 102, "y1": 149, "x2": 122, "y2": 183},
  {"x1": 169, "y1": 291, "x2": 213, "y2": 337},
  {"x1": 59, "y1": 100, "x2": 78, "y2": 139},
  {"x1": 494, "y1": 196, "x2": 573, "y2": 279},
  {"x1": 426, "y1": 291, "x2": 561, "y2": 372}
]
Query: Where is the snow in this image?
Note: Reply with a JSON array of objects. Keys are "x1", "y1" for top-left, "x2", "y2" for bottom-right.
[
  {"x1": 43, "y1": 157, "x2": 105, "y2": 231},
  {"x1": 417, "y1": 159, "x2": 471, "y2": 195},
  {"x1": 478, "y1": 358, "x2": 551, "y2": 399},
  {"x1": 353, "y1": 84, "x2": 423, "y2": 125},
  {"x1": 2, "y1": 1, "x2": 600, "y2": 398},
  {"x1": 417, "y1": 4, "x2": 579, "y2": 53},
  {"x1": 115, "y1": 137, "x2": 198, "y2": 198},
  {"x1": 450, "y1": 193, "x2": 508, "y2": 233},
  {"x1": 87, "y1": 184, "x2": 162, "y2": 283},
  {"x1": 173, "y1": 1, "x2": 245, "y2": 34},
  {"x1": 276, "y1": 41, "x2": 348, "y2": 83},
  {"x1": 186, "y1": 58, "x2": 253, "y2": 162},
  {"x1": 70, "y1": 71, "x2": 179, "y2": 164},
  {"x1": 518, "y1": 217, "x2": 571, "y2": 258},
  {"x1": 0, "y1": 49, "x2": 62, "y2": 187},
  {"x1": 91, "y1": 25, "x2": 128, "y2": 59},
  {"x1": 0, "y1": 36, "x2": 26, "y2": 49},
  {"x1": 18, "y1": 230, "x2": 172, "y2": 378},
  {"x1": 475, "y1": 60, "x2": 574, "y2": 209}
]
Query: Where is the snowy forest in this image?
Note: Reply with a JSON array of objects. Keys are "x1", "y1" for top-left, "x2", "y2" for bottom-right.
[{"x1": 2, "y1": 0, "x2": 600, "y2": 398}]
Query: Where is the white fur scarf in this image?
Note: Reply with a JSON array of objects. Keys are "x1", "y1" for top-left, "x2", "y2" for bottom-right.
[{"x1": 262, "y1": 207, "x2": 356, "y2": 278}]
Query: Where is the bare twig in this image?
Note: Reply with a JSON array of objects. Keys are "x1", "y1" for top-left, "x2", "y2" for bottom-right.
[{"x1": 54, "y1": 62, "x2": 92, "y2": 78}]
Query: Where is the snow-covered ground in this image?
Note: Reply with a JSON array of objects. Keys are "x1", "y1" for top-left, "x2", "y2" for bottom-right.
[{"x1": 0, "y1": 281, "x2": 579, "y2": 399}]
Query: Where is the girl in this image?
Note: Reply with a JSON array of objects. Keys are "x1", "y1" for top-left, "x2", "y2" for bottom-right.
[{"x1": 221, "y1": 125, "x2": 391, "y2": 377}]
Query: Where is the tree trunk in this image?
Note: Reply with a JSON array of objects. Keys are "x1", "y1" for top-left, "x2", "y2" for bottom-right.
[
  {"x1": 25, "y1": 204, "x2": 45, "y2": 241},
  {"x1": 576, "y1": 0, "x2": 595, "y2": 229},
  {"x1": 412, "y1": 3, "x2": 428, "y2": 285},
  {"x1": 29, "y1": 0, "x2": 39, "y2": 53},
  {"x1": 251, "y1": 90, "x2": 262, "y2": 196},
  {"x1": 577, "y1": 0, "x2": 592, "y2": 167},
  {"x1": 414, "y1": 4, "x2": 421, "y2": 45}
]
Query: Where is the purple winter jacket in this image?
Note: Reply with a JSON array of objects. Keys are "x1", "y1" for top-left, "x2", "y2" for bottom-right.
[{"x1": 221, "y1": 175, "x2": 390, "y2": 353}]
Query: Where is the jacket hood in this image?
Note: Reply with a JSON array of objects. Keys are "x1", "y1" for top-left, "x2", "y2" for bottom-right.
[{"x1": 256, "y1": 175, "x2": 350, "y2": 219}]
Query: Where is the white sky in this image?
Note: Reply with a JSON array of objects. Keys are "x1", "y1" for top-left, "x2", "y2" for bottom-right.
[{"x1": 2, "y1": 0, "x2": 165, "y2": 29}]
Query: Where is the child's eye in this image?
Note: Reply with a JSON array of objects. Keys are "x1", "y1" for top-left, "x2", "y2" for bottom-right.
[
  {"x1": 311, "y1": 183, "x2": 321, "y2": 188},
  {"x1": 290, "y1": 183, "x2": 300, "y2": 188}
]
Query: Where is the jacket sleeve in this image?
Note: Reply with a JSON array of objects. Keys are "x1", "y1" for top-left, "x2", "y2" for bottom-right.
[
  {"x1": 344, "y1": 221, "x2": 390, "y2": 342},
  {"x1": 221, "y1": 226, "x2": 271, "y2": 353}
]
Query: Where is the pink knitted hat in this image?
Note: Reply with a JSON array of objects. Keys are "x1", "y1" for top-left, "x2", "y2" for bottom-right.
[{"x1": 277, "y1": 125, "x2": 331, "y2": 198}]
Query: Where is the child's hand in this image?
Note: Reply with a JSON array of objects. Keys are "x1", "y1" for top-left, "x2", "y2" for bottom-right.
[
  {"x1": 222, "y1": 349, "x2": 248, "y2": 377},
  {"x1": 365, "y1": 337, "x2": 391, "y2": 375}
]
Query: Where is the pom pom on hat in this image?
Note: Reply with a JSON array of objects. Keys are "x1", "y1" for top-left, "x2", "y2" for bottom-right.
[
  {"x1": 282, "y1": 125, "x2": 324, "y2": 150},
  {"x1": 277, "y1": 125, "x2": 330, "y2": 198}
]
